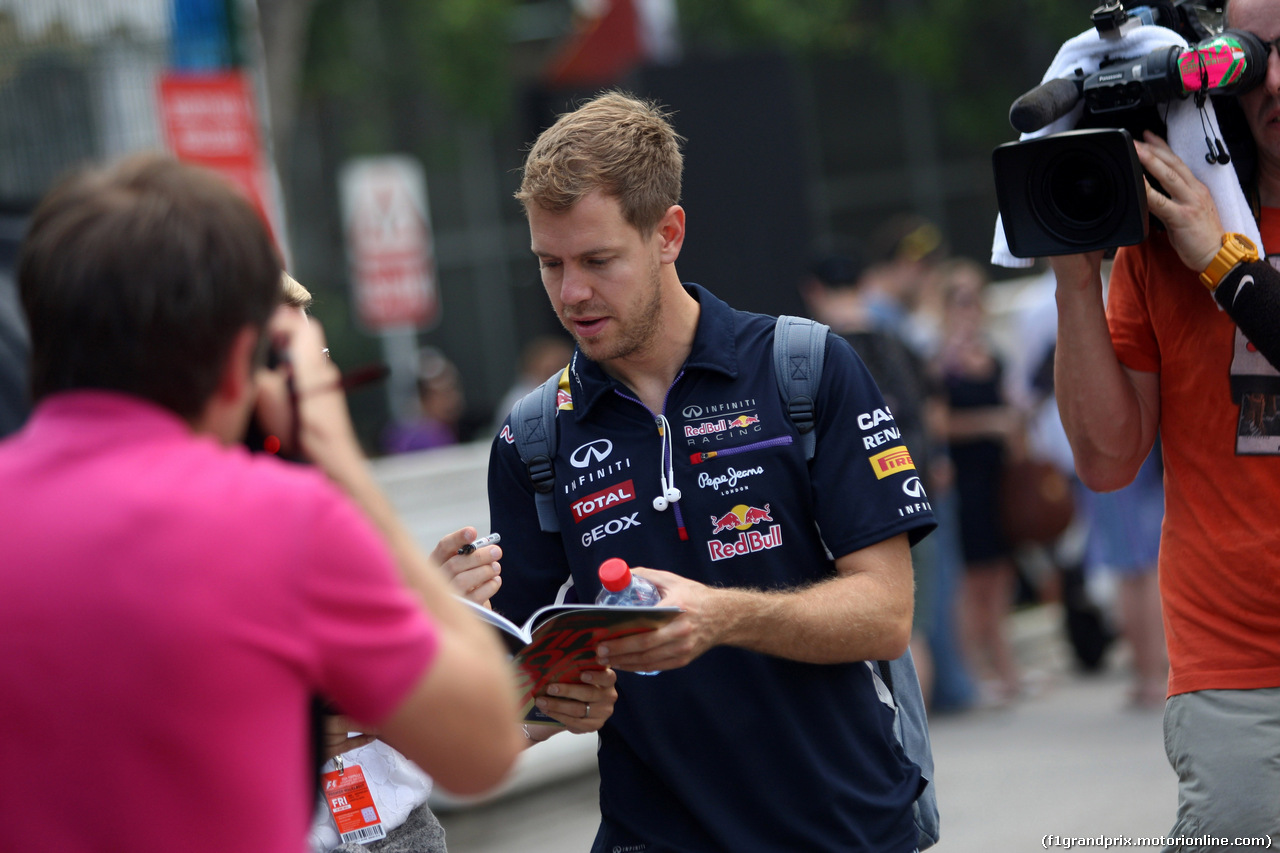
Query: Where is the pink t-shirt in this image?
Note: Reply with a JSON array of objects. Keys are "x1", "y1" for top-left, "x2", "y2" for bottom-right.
[{"x1": 0, "y1": 392, "x2": 439, "y2": 852}]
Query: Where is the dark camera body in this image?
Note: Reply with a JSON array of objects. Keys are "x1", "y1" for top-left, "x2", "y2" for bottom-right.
[
  {"x1": 993, "y1": 128, "x2": 1149, "y2": 258},
  {"x1": 992, "y1": 2, "x2": 1263, "y2": 258}
]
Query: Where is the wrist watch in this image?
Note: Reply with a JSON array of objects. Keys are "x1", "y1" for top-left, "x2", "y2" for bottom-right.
[{"x1": 1199, "y1": 233, "x2": 1259, "y2": 292}]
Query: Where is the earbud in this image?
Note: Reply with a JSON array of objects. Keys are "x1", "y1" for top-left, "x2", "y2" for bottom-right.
[
  {"x1": 1205, "y1": 135, "x2": 1232, "y2": 165},
  {"x1": 653, "y1": 485, "x2": 681, "y2": 512},
  {"x1": 652, "y1": 414, "x2": 682, "y2": 513}
]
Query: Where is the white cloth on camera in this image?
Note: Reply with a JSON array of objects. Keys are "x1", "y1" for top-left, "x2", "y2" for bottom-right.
[{"x1": 990, "y1": 24, "x2": 1263, "y2": 268}]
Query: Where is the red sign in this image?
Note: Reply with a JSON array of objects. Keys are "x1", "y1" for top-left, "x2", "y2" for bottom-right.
[
  {"x1": 339, "y1": 156, "x2": 438, "y2": 332},
  {"x1": 156, "y1": 71, "x2": 281, "y2": 246}
]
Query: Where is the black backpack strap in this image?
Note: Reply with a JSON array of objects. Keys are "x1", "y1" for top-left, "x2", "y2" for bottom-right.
[
  {"x1": 773, "y1": 315, "x2": 829, "y2": 461},
  {"x1": 509, "y1": 371, "x2": 563, "y2": 533}
]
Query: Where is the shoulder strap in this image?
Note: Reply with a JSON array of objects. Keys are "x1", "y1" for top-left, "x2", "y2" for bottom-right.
[
  {"x1": 774, "y1": 316, "x2": 939, "y2": 849},
  {"x1": 773, "y1": 315, "x2": 830, "y2": 461},
  {"x1": 509, "y1": 371, "x2": 562, "y2": 533}
]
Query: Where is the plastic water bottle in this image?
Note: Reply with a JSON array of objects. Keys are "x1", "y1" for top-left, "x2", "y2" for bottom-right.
[{"x1": 594, "y1": 558, "x2": 660, "y2": 675}]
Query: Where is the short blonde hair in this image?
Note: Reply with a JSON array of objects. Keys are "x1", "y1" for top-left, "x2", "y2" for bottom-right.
[
  {"x1": 515, "y1": 91, "x2": 684, "y2": 235},
  {"x1": 280, "y1": 272, "x2": 313, "y2": 310}
]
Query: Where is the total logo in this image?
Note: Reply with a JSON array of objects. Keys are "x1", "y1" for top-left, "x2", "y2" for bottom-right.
[
  {"x1": 571, "y1": 479, "x2": 636, "y2": 523},
  {"x1": 582, "y1": 512, "x2": 641, "y2": 548},
  {"x1": 707, "y1": 503, "x2": 782, "y2": 562}
]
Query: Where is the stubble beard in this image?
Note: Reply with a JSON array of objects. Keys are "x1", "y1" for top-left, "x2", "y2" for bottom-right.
[{"x1": 563, "y1": 263, "x2": 664, "y2": 365}]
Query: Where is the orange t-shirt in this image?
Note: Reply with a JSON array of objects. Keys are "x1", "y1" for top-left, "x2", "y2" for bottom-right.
[{"x1": 1107, "y1": 209, "x2": 1280, "y2": 696}]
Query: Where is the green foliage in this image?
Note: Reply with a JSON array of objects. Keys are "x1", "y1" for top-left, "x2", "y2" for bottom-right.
[
  {"x1": 397, "y1": 0, "x2": 516, "y2": 121},
  {"x1": 676, "y1": 0, "x2": 1091, "y2": 146},
  {"x1": 869, "y1": 0, "x2": 1089, "y2": 147},
  {"x1": 303, "y1": 0, "x2": 515, "y2": 124},
  {"x1": 679, "y1": 0, "x2": 866, "y2": 53}
]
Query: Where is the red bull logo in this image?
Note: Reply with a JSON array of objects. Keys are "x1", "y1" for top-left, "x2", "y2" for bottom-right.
[
  {"x1": 708, "y1": 503, "x2": 779, "y2": 560},
  {"x1": 710, "y1": 509, "x2": 743, "y2": 535},
  {"x1": 708, "y1": 525, "x2": 783, "y2": 562},
  {"x1": 684, "y1": 413, "x2": 762, "y2": 438},
  {"x1": 709, "y1": 503, "x2": 773, "y2": 534},
  {"x1": 869, "y1": 446, "x2": 915, "y2": 480}
]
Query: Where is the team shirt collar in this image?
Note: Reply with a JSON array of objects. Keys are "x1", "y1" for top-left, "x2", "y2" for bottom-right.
[{"x1": 568, "y1": 283, "x2": 739, "y2": 421}]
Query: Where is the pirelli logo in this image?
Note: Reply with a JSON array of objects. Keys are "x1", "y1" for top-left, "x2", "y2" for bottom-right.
[{"x1": 869, "y1": 446, "x2": 915, "y2": 479}]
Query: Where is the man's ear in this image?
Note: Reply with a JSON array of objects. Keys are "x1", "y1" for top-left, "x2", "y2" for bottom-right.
[
  {"x1": 192, "y1": 326, "x2": 261, "y2": 443},
  {"x1": 215, "y1": 326, "x2": 261, "y2": 407},
  {"x1": 656, "y1": 204, "x2": 686, "y2": 264}
]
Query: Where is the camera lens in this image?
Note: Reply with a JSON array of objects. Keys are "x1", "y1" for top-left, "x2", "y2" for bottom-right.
[
  {"x1": 992, "y1": 127, "x2": 1148, "y2": 257},
  {"x1": 1046, "y1": 152, "x2": 1114, "y2": 227}
]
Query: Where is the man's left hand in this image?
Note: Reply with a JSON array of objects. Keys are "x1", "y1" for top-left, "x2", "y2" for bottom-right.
[{"x1": 533, "y1": 666, "x2": 619, "y2": 735}]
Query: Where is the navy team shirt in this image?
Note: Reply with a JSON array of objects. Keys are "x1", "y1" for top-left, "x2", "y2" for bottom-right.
[{"x1": 489, "y1": 284, "x2": 935, "y2": 853}]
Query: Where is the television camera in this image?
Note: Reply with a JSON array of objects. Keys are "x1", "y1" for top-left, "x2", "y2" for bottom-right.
[{"x1": 992, "y1": 1, "x2": 1269, "y2": 258}]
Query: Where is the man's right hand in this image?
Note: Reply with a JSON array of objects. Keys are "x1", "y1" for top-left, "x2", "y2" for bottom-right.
[{"x1": 431, "y1": 527, "x2": 503, "y2": 606}]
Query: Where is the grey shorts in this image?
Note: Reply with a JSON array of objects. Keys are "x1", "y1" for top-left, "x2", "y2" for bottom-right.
[{"x1": 1163, "y1": 687, "x2": 1280, "y2": 851}]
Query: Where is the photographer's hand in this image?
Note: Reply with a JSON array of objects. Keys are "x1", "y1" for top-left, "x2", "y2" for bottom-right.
[
  {"x1": 1134, "y1": 130, "x2": 1225, "y2": 273},
  {"x1": 252, "y1": 306, "x2": 355, "y2": 463}
]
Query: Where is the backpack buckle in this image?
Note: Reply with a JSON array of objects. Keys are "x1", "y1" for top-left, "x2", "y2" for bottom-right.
[
  {"x1": 527, "y1": 454, "x2": 555, "y2": 494},
  {"x1": 787, "y1": 396, "x2": 815, "y2": 434}
]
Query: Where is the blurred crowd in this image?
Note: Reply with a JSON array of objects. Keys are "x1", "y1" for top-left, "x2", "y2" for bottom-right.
[{"x1": 801, "y1": 215, "x2": 1167, "y2": 715}]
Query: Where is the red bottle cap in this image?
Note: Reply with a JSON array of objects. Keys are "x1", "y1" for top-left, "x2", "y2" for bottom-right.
[{"x1": 598, "y1": 558, "x2": 633, "y2": 592}]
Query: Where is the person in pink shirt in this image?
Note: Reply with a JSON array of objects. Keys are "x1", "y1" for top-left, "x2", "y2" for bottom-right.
[{"x1": 0, "y1": 154, "x2": 543, "y2": 853}]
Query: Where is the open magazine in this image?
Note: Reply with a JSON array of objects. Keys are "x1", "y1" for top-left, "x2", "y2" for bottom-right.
[{"x1": 459, "y1": 597, "x2": 680, "y2": 726}]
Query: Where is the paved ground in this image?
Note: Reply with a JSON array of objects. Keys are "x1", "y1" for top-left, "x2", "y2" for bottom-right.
[{"x1": 436, "y1": 604, "x2": 1180, "y2": 852}]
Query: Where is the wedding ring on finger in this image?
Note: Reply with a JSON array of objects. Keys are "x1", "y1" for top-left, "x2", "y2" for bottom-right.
[{"x1": 584, "y1": 703, "x2": 591, "y2": 719}]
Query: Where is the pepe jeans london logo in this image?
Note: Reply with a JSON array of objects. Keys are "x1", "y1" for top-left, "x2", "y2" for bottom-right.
[
  {"x1": 570, "y1": 439, "x2": 613, "y2": 468},
  {"x1": 696, "y1": 465, "x2": 764, "y2": 496}
]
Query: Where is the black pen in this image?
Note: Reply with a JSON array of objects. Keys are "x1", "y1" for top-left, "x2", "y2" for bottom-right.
[{"x1": 458, "y1": 533, "x2": 501, "y2": 555}]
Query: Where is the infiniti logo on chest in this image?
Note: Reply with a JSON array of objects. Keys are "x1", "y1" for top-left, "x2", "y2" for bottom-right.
[{"x1": 570, "y1": 439, "x2": 613, "y2": 468}]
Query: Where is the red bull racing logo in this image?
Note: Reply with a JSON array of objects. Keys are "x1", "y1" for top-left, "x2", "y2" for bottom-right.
[
  {"x1": 684, "y1": 413, "x2": 762, "y2": 438},
  {"x1": 707, "y1": 503, "x2": 782, "y2": 562}
]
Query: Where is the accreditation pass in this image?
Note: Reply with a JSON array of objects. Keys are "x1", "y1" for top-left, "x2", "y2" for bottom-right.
[{"x1": 322, "y1": 762, "x2": 386, "y2": 845}]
